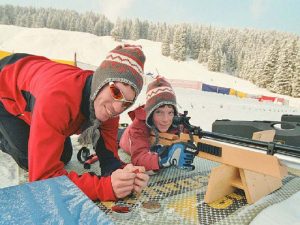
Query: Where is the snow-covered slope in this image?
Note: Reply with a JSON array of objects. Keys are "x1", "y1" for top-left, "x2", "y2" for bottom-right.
[{"x1": 0, "y1": 25, "x2": 299, "y2": 108}]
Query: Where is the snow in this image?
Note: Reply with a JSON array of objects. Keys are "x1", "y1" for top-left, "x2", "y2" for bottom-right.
[
  {"x1": 250, "y1": 189, "x2": 300, "y2": 225},
  {"x1": 0, "y1": 24, "x2": 300, "y2": 188}
]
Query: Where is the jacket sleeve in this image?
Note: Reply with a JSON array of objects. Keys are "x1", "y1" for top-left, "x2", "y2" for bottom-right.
[
  {"x1": 28, "y1": 97, "x2": 116, "y2": 201},
  {"x1": 125, "y1": 119, "x2": 160, "y2": 171}
]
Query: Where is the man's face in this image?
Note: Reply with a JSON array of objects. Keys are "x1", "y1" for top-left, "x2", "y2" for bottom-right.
[
  {"x1": 93, "y1": 82, "x2": 136, "y2": 122},
  {"x1": 152, "y1": 105, "x2": 175, "y2": 132}
]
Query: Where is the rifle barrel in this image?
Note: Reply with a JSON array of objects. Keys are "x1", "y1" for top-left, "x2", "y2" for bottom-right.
[{"x1": 201, "y1": 131, "x2": 300, "y2": 158}]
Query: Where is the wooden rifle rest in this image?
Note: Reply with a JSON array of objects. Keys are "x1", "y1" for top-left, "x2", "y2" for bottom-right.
[{"x1": 150, "y1": 130, "x2": 287, "y2": 204}]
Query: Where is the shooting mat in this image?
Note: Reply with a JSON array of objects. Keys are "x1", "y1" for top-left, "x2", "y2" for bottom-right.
[
  {"x1": 95, "y1": 156, "x2": 300, "y2": 225},
  {"x1": 8, "y1": 136, "x2": 300, "y2": 224}
]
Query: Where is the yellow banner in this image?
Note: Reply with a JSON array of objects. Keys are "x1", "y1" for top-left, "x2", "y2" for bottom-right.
[
  {"x1": 0, "y1": 50, "x2": 11, "y2": 59},
  {"x1": 0, "y1": 50, "x2": 75, "y2": 66}
]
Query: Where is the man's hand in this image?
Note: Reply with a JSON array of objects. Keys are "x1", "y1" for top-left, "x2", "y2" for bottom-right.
[
  {"x1": 158, "y1": 142, "x2": 199, "y2": 170},
  {"x1": 111, "y1": 164, "x2": 149, "y2": 199}
]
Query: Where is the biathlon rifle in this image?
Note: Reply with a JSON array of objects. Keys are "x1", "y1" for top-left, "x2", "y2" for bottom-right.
[{"x1": 151, "y1": 111, "x2": 299, "y2": 204}]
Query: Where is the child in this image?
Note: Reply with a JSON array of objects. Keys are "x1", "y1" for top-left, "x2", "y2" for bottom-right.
[{"x1": 120, "y1": 77, "x2": 198, "y2": 173}]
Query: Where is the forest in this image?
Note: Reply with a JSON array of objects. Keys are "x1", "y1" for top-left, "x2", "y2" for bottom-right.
[{"x1": 1, "y1": 4, "x2": 300, "y2": 97}]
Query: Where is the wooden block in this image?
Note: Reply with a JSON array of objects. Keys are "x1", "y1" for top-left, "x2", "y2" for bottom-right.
[
  {"x1": 252, "y1": 130, "x2": 275, "y2": 142},
  {"x1": 204, "y1": 164, "x2": 238, "y2": 203},
  {"x1": 205, "y1": 165, "x2": 283, "y2": 204},
  {"x1": 239, "y1": 168, "x2": 282, "y2": 204},
  {"x1": 198, "y1": 138, "x2": 284, "y2": 179},
  {"x1": 230, "y1": 178, "x2": 243, "y2": 189}
]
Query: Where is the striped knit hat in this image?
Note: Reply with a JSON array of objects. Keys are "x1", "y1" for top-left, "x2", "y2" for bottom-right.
[
  {"x1": 91, "y1": 44, "x2": 145, "y2": 101},
  {"x1": 78, "y1": 44, "x2": 146, "y2": 147},
  {"x1": 145, "y1": 77, "x2": 177, "y2": 128}
]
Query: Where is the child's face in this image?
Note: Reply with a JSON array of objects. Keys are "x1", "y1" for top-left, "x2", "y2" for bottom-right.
[{"x1": 152, "y1": 105, "x2": 175, "y2": 132}]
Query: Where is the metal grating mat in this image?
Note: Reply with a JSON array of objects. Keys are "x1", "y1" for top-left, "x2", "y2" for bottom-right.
[
  {"x1": 5, "y1": 136, "x2": 299, "y2": 224},
  {"x1": 95, "y1": 157, "x2": 300, "y2": 225}
]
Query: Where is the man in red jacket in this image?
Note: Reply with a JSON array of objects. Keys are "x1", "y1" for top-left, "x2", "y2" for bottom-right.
[{"x1": 0, "y1": 45, "x2": 149, "y2": 201}]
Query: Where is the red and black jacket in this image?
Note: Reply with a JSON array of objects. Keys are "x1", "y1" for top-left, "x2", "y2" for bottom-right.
[{"x1": 0, "y1": 54, "x2": 120, "y2": 201}]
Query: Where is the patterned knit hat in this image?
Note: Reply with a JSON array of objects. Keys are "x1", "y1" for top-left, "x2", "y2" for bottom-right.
[
  {"x1": 145, "y1": 77, "x2": 177, "y2": 128},
  {"x1": 78, "y1": 44, "x2": 146, "y2": 147},
  {"x1": 91, "y1": 44, "x2": 145, "y2": 101}
]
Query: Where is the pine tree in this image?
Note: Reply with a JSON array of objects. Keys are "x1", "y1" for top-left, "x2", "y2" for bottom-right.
[
  {"x1": 156, "y1": 23, "x2": 166, "y2": 42},
  {"x1": 190, "y1": 29, "x2": 200, "y2": 59},
  {"x1": 140, "y1": 21, "x2": 149, "y2": 39},
  {"x1": 111, "y1": 26, "x2": 122, "y2": 42},
  {"x1": 79, "y1": 16, "x2": 87, "y2": 32},
  {"x1": 93, "y1": 19, "x2": 102, "y2": 35},
  {"x1": 85, "y1": 17, "x2": 94, "y2": 34},
  {"x1": 251, "y1": 46, "x2": 267, "y2": 87},
  {"x1": 69, "y1": 15, "x2": 77, "y2": 31},
  {"x1": 271, "y1": 43, "x2": 293, "y2": 95},
  {"x1": 226, "y1": 46, "x2": 237, "y2": 74},
  {"x1": 103, "y1": 19, "x2": 113, "y2": 36},
  {"x1": 130, "y1": 18, "x2": 140, "y2": 40},
  {"x1": 74, "y1": 17, "x2": 81, "y2": 32},
  {"x1": 291, "y1": 47, "x2": 300, "y2": 97},
  {"x1": 243, "y1": 54, "x2": 256, "y2": 81},
  {"x1": 240, "y1": 39, "x2": 259, "y2": 81},
  {"x1": 161, "y1": 29, "x2": 171, "y2": 56},
  {"x1": 49, "y1": 13, "x2": 60, "y2": 29},
  {"x1": 259, "y1": 41, "x2": 279, "y2": 89},
  {"x1": 197, "y1": 28, "x2": 210, "y2": 63},
  {"x1": 147, "y1": 23, "x2": 157, "y2": 41},
  {"x1": 197, "y1": 48, "x2": 208, "y2": 63},
  {"x1": 220, "y1": 53, "x2": 227, "y2": 73},
  {"x1": 235, "y1": 50, "x2": 245, "y2": 76},
  {"x1": 171, "y1": 25, "x2": 187, "y2": 61},
  {"x1": 59, "y1": 13, "x2": 68, "y2": 30},
  {"x1": 1, "y1": 5, "x2": 14, "y2": 25},
  {"x1": 207, "y1": 44, "x2": 221, "y2": 72},
  {"x1": 121, "y1": 19, "x2": 130, "y2": 39},
  {"x1": 34, "y1": 12, "x2": 46, "y2": 28}
]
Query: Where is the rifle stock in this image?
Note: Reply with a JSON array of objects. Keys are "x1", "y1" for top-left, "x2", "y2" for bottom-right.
[{"x1": 150, "y1": 132, "x2": 287, "y2": 179}]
